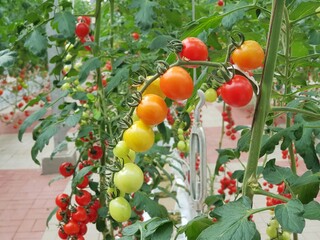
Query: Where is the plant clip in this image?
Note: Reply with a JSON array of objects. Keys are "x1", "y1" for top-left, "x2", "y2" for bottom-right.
[
  {"x1": 230, "y1": 31, "x2": 245, "y2": 48},
  {"x1": 167, "y1": 39, "x2": 183, "y2": 53},
  {"x1": 155, "y1": 60, "x2": 170, "y2": 75}
]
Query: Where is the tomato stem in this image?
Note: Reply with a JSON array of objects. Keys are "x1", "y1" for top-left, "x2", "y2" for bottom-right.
[{"x1": 242, "y1": 0, "x2": 285, "y2": 199}]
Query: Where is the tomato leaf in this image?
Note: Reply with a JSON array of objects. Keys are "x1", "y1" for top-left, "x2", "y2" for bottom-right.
[
  {"x1": 52, "y1": 11, "x2": 76, "y2": 38},
  {"x1": 236, "y1": 129, "x2": 251, "y2": 152},
  {"x1": 18, "y1": 107, "x2": 47, "y2": 141},
  {"x1": 214, "y1": 148, "x2": 240, "y2": 175},
  {"x1": 130, "y1": 0, "x2": 159, "y2": 31},
  {"x1": 71, "y1": 166, "x2": 95, "y2": 191},
  {"x1": 106, "y1": 67, "x2": 130, "y2": 94},
  {"x1": 150, "y1": 221, "x2": 173, "y2": 240},
  {"x1": 262, "y1": 159, "x2": 296, "y2": 184},
  {"x1": 221, "y1": 1, "x2": 248, "y2": 29},
  {"x1": 303, "y1": 201, "x2": 320, "y2": 220},
  {"x1": 132, "y1": 191, "x2": 168, "y2": 218},
  {"x1": 289, "y1": 1, "x2": 320, "y2": 21},
  {"x1": 176, "y1": 216, "x2": 213, "y2": 240},
  {"x1": 46, "y1": 206, "x2": 58, "y2": 227},
  {"x1": 204, "y1": 195, "x2": 224, "y2": 207},
  {"x1": 197, "y1": 197, "x2": 258, "y2": 240},
  {"x1": 65, "y1": 111, "x2": 82, "y2": 127},
  {"x1": 0, "y1": 49, "x2": 17, "y2": 67},
  {"x1": 79, "y1": 57, "x2": 102, "y2": 83},
  {"x1": 149, "y1": 35, "x2": 175, "y2": 50},
  {"x1": 50, "y1": 140, "x2": 68, "y2": 159},
  {"x1": 24, "y1": 29, "x2": 47, "y2": 56},
  {"x1": 275, "y1": 199, "x2": 305, "y2": 233}
]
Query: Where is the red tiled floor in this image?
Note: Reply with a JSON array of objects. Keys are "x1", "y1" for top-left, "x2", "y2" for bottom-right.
[{"x1": 0, "y1": 169, "x2": 69, "y2": 240}]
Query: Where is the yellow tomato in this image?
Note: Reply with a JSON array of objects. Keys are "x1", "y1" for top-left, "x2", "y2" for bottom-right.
[{"x1": 137, "y1": 76, "x2": 166, "y2": 99}]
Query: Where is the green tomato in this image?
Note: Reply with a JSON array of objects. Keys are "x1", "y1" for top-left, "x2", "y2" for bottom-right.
[
  {"x1": 204, "y1": 88, "x2": 217, "y2": 102},
  {"x1": 178, "y1": 134, "x2": 185, "y2": 141},
  {"x1": 279, "y1": 231, "x2": 291, "y2": 240},
  {"x1": 269, "y1": 219, "x2": 279, "y2": 229},
  {"x1": 61, "y1": 82, "x2": 71, "y2": 91},
  {"x1": 177, "y1": 140, "x2": 186, "y2": 151},
  {"x1": 109, "y1": 197, "x2": 131, "y2": 222},
  {"x1": 122, "y1": 149, "x2": 136, "y2": 163},
  {"x1": 114, "y1": 163, "x2": 143, "y2": 193},
  {"x1": 113, "y1": 141, "x2": 130, "y2": 158},
  {"x1": 266, "y1": 226, "x2": 278, "y2": 239},
  {"x1": 177, "y1": 128, "x2": 184, "y2": 135},
  {"x1": 65, "y1": 53, "x2": 72, "y2": 61}
]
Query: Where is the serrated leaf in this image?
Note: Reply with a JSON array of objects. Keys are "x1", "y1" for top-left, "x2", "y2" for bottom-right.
[
  {"x1": 262, "y1": 159, "x2": 295, "y2": 184},
  {"x1": 106, "y1": 67, "x2": 130, "y2": 94},
  {"x1": 24, "y1": 29, "x2": 47, "y2": 56},
  {"x1": 52, "y1": 11, "x2": 76, "y2": 38},
  {"x1": 303, "y1": 201, "x2": 320, "y2": 220},
  {"x1": 197, "y1": 197, "x2": 257, "y2": 240},
  {"x1": 221, "y1": 1, "x2": 248, "y2": 29},
  {"x1": 130, "y1": 0, "x2": 159, "y2": 31},
  {"x1": 65, "y1": 111, "x2": 82, "y2": 127},
  {"x1": 19, "y1": 108, "x2": 47, "y2": 141},
  {"x1": 71, "y1": 166, "x2": 95, "y2": 190},
  {"x1": 79, "y1": 57, "x2": 102, "y2": 83},
  {"x1": 275, "y1": 199, "x2": 305, "y2": 233},
  {"x1": 132, "y1": 191, "x2": 168, "y2": 218},
  {"x1": 0, "y1": 49, "x2": 17, "y2": 67},
  {"x1": 290, "y1": 1, "x2": 320, "y2": 21},
  {"x1": 149, "y1": 35, "x2": 175, "y2": 50},
  {"x1": 260, "y1": 124, "x2": 303, "y2": 157}
]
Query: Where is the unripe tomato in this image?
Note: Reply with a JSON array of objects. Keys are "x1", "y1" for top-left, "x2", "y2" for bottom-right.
[
  {"x1": 180, "y1": 37, "x2": 208, "y2": 67},
  {"x1": 109, "y1": 197, "x2": 131, "y2": 222},
  {"x1": 136, "y1": 94, "x2": 168, "y2": 125},
  {"x1": 231, "y1": 40, "x2": 264, "y2": 71},
  {"x1": 113, "y1": 141, "x2": 130, "y2": 158},
  {"x1": 160, "y1": 66, "x2": 193, "y2": 100},
  {"x1": 204, "y1": 88, "x2": 217, "y2": 102},
  {"x1": 114, "y1": 163, "x2": 144, "y2": 193},
  {"x1": 220, "y1": 75, "x2": 253, "y2": 107},
  {"x1": 137, "y1": 77, "x2": 166, "y2": 99},
  {"x1": 123, "y1": 120, "x2": 154, "y2": 152}
]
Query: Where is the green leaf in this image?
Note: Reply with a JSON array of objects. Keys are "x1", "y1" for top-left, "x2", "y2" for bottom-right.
[
  {"x1": 52, "y1": 11, "x2": 76, "y2": 38},
  {"x1": 289, "y1": 1, "x2": 320, "y2": 21},
  {"x1": 106, "y1": 67, "x2": 130, "y2": 94},
  {"x1": 79, "y1": 57, "x2": 102, "y2": 83},
  {"x1": 130, "y1": 0, "x2": 159, "y2": 31},
  {"x1": 197, "y1": 197, "x2": 257, "y2": 240},
  {"x1": 204, "y1": 195, "x2": 224, "y2": 207},
  {"x1": 149, "y1": 35, "x2": 175, "y2": 50},
  {"x1": 18, "y1": 108, "x2": 47, "y2": 141},
  {"x1": 65, "y1": 111, "x2": 82, "y2": 127},
  {"x1": 275, "y1": 199, "x2": 305, "y2": 233},
  {"x1": 71, "y1": 166, "x2": 95, "y2": 190},
  {"x1": 214, "y1": 149, "x2": 240, "y2": 175},
  {"x1": 46, "y1": 206, "x2": 58, "y2": 227},
  {"x1": 262, "y1": 159, "x2": 295, "y2": 184},
  {"x1": 24, "y1": 29, "x2": 47, "y2": 56},
  {"x1": 309, "y1": 29, "x2": 320, "y2": 45},
  {"x1": 50, "y1": 140, "x2": 68, "y2": 159},
  {"x1": 132, "y1": 191, "x2": 168, "y2": 218},
  {"x1": 157, "y1": 122, "x2": 171, "y2": 143},
  {"x1": 48, "y1": 175, "x2": 64, "y2": 186},
  {"x1": 0, "y1": 49, "x2": 17, "y2": 67},
  {"x1": 176, "y1": 216, "x2": 212, "y2": 240},
  {"x1": 236, "y1": 128, "x2": 251, "y2": 152},
  {"x1": 77, "y1": 125, "x2": 94, "y2": 138},
  {"x1": 221, "y1": 1, "x2": 248, "y2": 29},
  {"x1": 303, "y1": 201, "x2": 320, "y2": 220},
  {"x1": 259, "y1": 124, "x2": 303, "y2": 157},
  {"x1": 150, "y1": 221, "x2": 173, "y2": 240}
]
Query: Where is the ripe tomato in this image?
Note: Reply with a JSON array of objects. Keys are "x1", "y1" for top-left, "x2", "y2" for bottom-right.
[
  {"x1": 137, "y1": 77, "x2": 166, "y2": 99},
  {"x1": 220, "y1": 75, "x2": 253, "y2": 107},
  {"x1": 136, "y1": 94, "x2": 168, "y2": 125},
  {"x1": 55, "y1": 193, "x2": 70, "y2": 209},
  {"x1": 160, "y1": 66, "x2": 193, "y2": 100},
  {"x1": 231, "y1": 40, "x2": 264, "y2": 71},
  {"x1": 180, "y1": 37, "x2": 208, "y2": 66},
  {"x1": 77, "y1": 16, "x2": 91, "y2": 25},
  {"x1": 131, "y1": 32, "x2": 140, "y2": 40},
  {"x1": 71, "y1": 206, "x2": 88, "y2": 222},
  {"x1": 78, "y1": 222, "x2": 88, "y2": 235},
  {"x1": 88, "y1": 145, "x2": 103, "y2": 160},
  {"x1": 63, "y1": 220, "x2": 80, "y2": 235},
  {"x1": 75, "y1": 190, "x2": 92, "y2": 206},
  {"x1": 58, "y1": 228, "x2": 68, "y2": 239},
  {"x1": 114, "y1": 163, "x2": 144, "y2": 193},
  {"x1": 109, "y1": 197, "x2": 131, "y2": 222},
  {"x1": 75, "y1": 22, "x2": 90, "y2": 38},
  {"x1": 56, "y1": 208, "x2": 64, "y2": 221},
  {"x1": 59, "y1": 162, "x2": 74, "y2": 177},
  {"x1": 123, "y1": 120, "x2": 154, "y2": 152},
  {"x1": 77, "y1": 175, "x2": 89, "y2": 189},
  {"x1": 87, "y1": 207, "x2": 98, "y2": 223}
]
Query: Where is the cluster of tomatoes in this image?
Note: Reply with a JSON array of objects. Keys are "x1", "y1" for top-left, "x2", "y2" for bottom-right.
[
  {"x1": 75, "y1": 16, "x2": 93, "y2": 51},
  {"x1": 266, "y1": 218, "x2": 292, "y2": 240},
  {"x1": 263, "y1": 181, "x2": 292, "y2": 207},
  {"x1": 221, "y1": 106, "x2": 238, "y2": 140},
  {"x1": 282, "y1": 147, "x2": 299, "y2": 168},
  {"x1": 217, "y1": 166, "x2": 238, "y2": 197}
]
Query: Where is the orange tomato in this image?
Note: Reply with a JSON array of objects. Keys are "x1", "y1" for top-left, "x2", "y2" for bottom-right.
[
  {"x1": 136, "y1": 94, "x2": 168, "y2": 125},
  {"x1": 137, "y1": 77, "x2": 166, "y2": 99},
  {"x1": 231, "y1": 40, "x2": 264, "y2": 71},
  {"x1": 160, "y1": 66, "x2": 193, "y2": 100}
]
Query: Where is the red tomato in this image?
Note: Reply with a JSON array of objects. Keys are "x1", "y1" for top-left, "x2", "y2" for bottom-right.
[
  {"x1": 160, "y1": 66, "x2": 193, "y2": 100},
  {"x1": 220, "y1": 75, "x2": 253, "y2": 107},
  {"x1": 77, "y1": 175, "x2": 89, "y2": 189},
  {"x1": 58, "y1": 228, "x2": 68, "y2": 239},
  {"x1": 180, "y1": 37, "x2": 208, "y2": 67},
  {"x1": 71, "y1": 206, "x2": 88, "y2": 222},
  {"x1": 75, "y1": 22, "x2": 90, "y2": 38},
  {"x1": 75, "y1": 190, "x2": 92, "y2": 206},
  {"x1": 231, "y1": 40, "x2": 264, "y2": 71},
  {"x1": 59, "y1": 162, "x2": 74, "y2": 177},
  {"x1": 55, "y1": 193, "x2": 70, "y2": 209},
  {"x1": 131, "y1": 32, "x2": 140, "y2": 40},
  {"x1": 77, "y1": 16, "x2": 91, "y2": 25},
  {"x1": 136, "y1": 94, "x2": 168, "y2": 125},
  {"x1": 63, "y1": 220, "x2": 80, "y2": 235},
  {"x1": 88, "y1": 145, "x2": 103, "y2": 160}
]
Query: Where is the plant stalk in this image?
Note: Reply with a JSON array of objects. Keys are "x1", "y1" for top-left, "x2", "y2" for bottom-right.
[{"x1": 242, "y1": 0, "x2": 285, "y2": 199}]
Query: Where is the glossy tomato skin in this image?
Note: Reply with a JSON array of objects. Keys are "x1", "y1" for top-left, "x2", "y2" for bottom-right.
[
  {"x1": 59, "y1": 162, "x2": 74, "y2": 177},
  {"x1": 220, "y1": 75, "x2": 253, "y2": 108},
  {"x1": 109, "y1": 197, "x2": 131, "y2": 222},
  {"x1": 160, "y1": 66, "x2": 193, "y2": 100},
  {"x1": 137, "y1": 77, "x2": 166, "y2": 99},
  {"x1": 63, "y1": 220, "x2": 80, "y2": 235},
  {"x1": 136, "y1": 94, "x2": 168, "y2": 125},
  {"x1": 88, "y1": 145, "x2": 103, "y2": 160},
  {"x1": 75, "y1": 190, "x2": 92, "y2": 206},
  {"x1": 180, "y1": 37, "x2": 208, "y2": 65},
  {"x1": 55, "y1": 193, "x2": 70, "y2": 209},
  {"x1": 231, "y1": 40, "x2": 264, "y2": 71},
  {"x1": 77, "y1": 16, "x2": 91, "y2": 25},
  {"x1": 75, "y1": 22, "x2": 90, "y2": 38},
  {"x1": 114, "y1": 163, "x2": 144, "y2": 193},
  {"x1": 123, "y1": 120, "x2": 154, "y2": 152}
]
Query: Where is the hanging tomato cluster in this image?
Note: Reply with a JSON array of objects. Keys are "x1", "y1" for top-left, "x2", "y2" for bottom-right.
[{"x1": 75, "y1": 16, "x2": 94, "y2": 51}]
